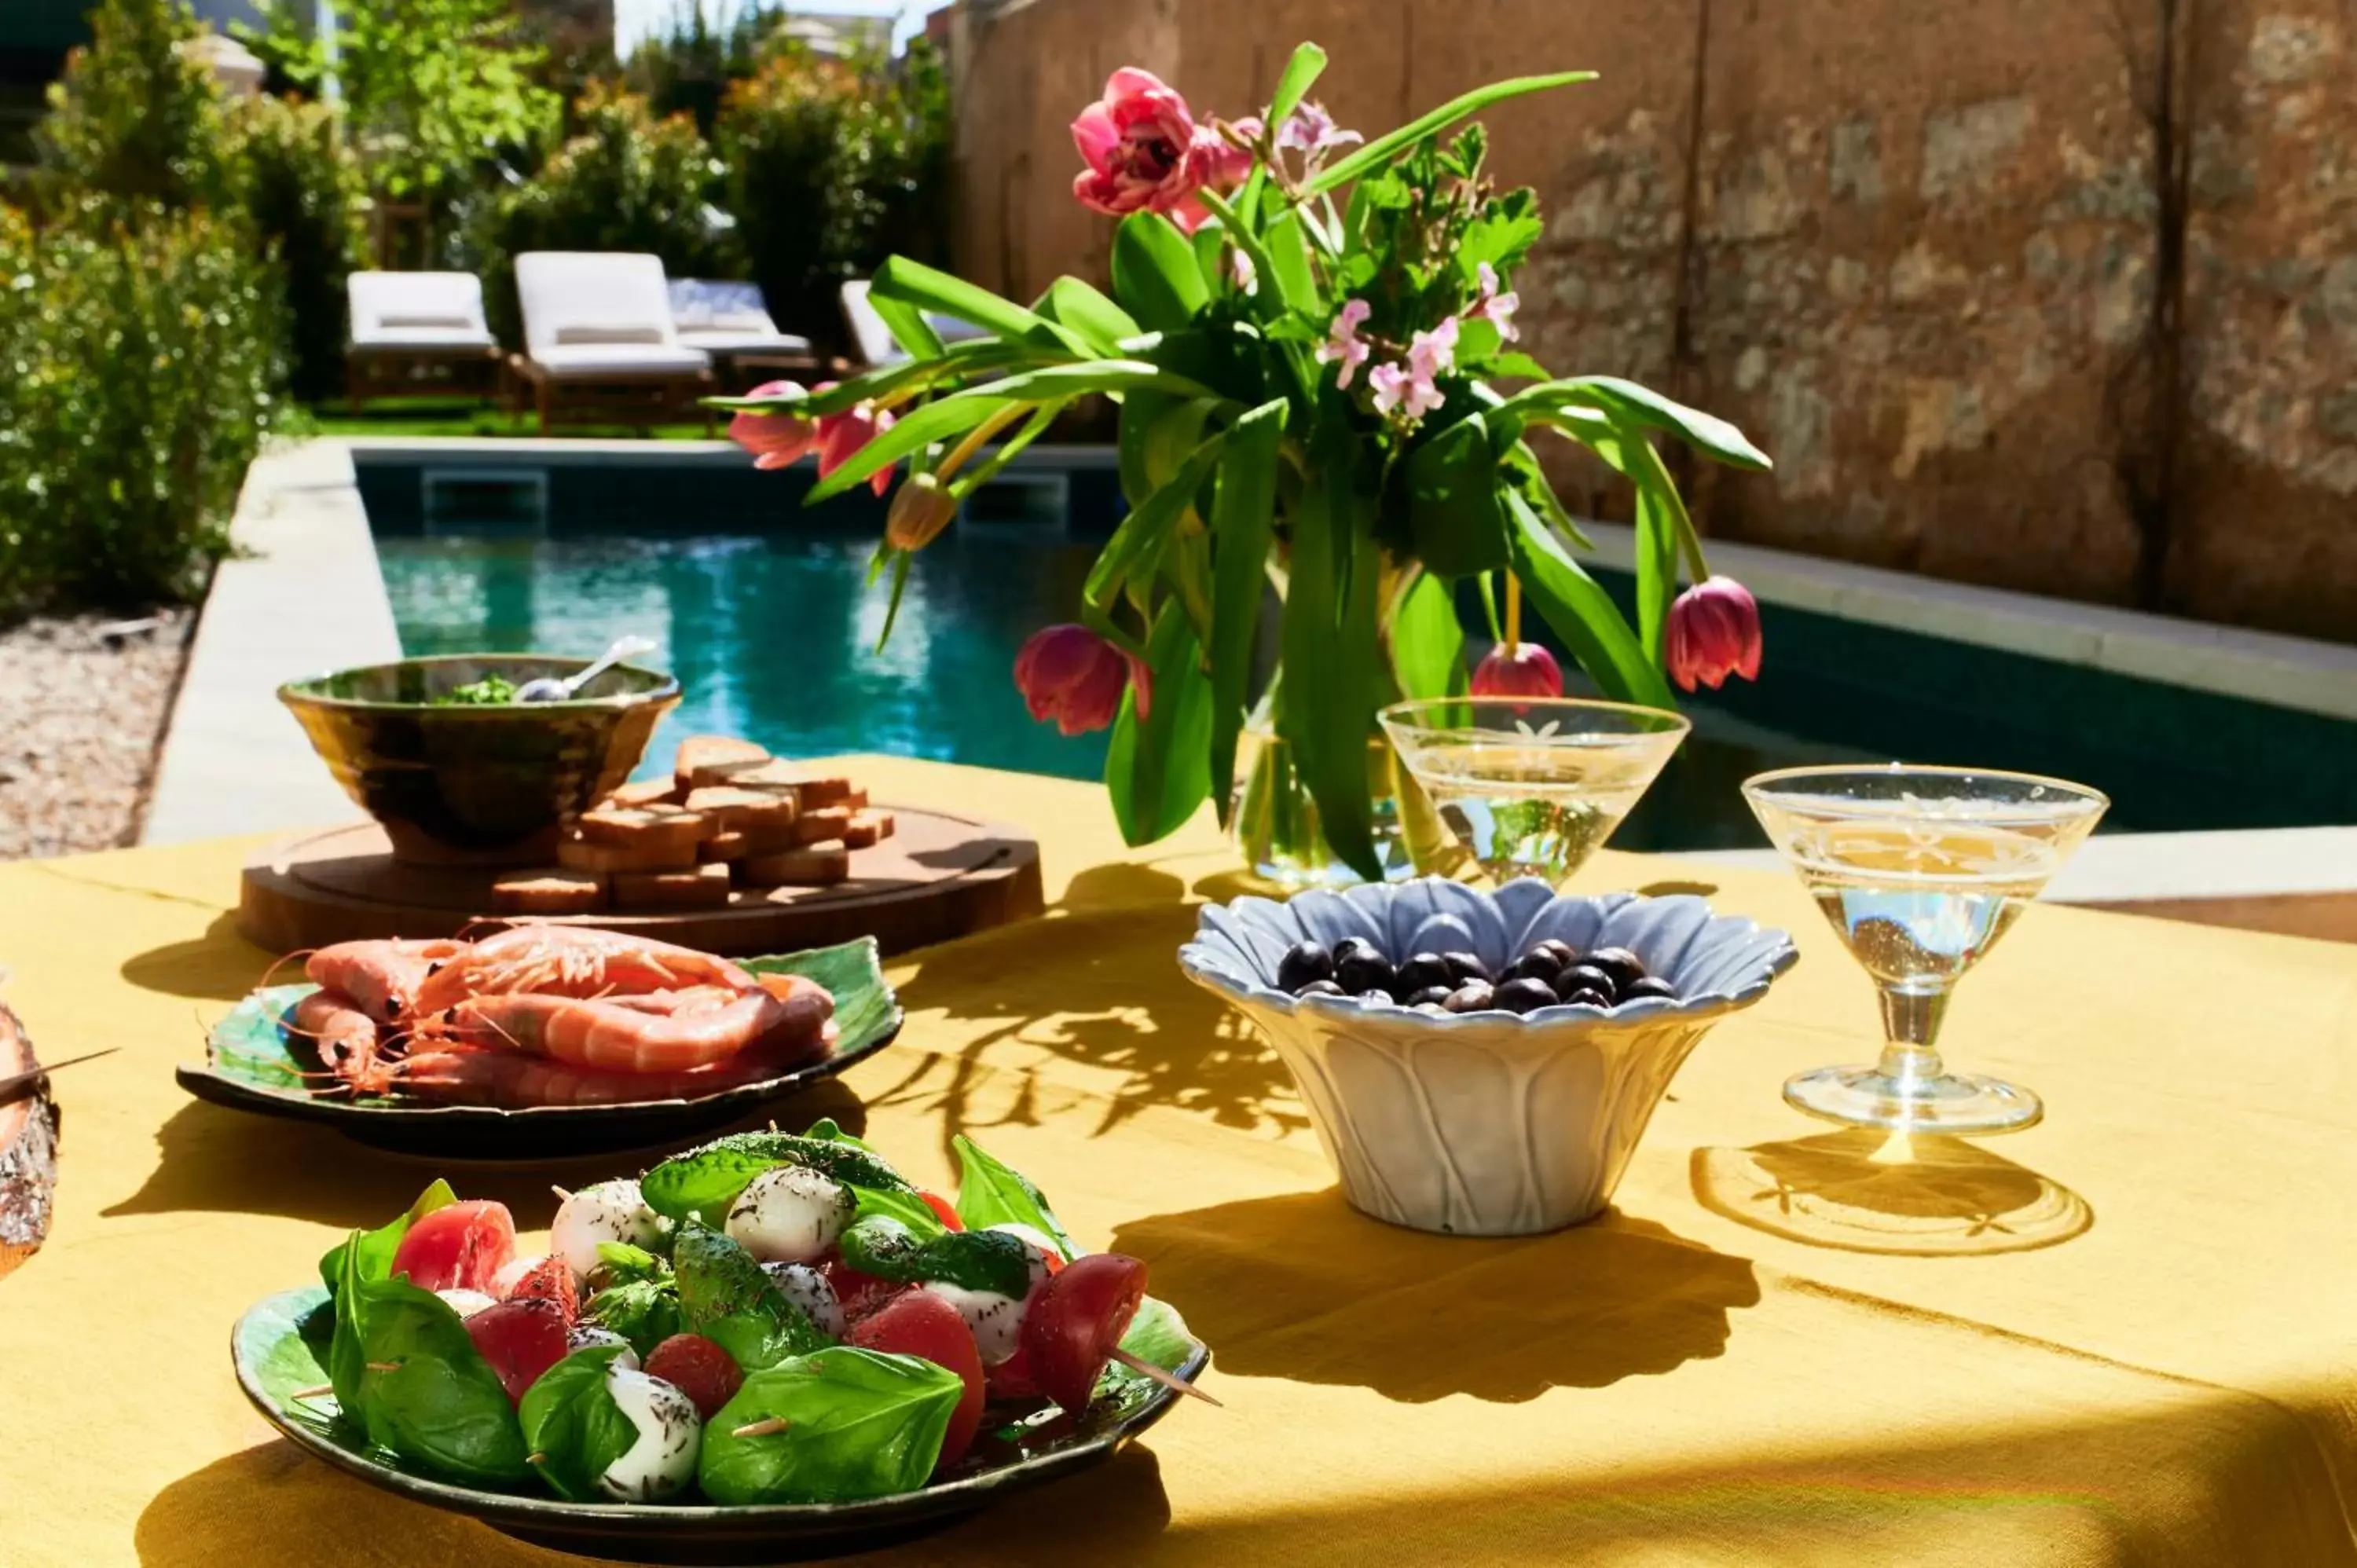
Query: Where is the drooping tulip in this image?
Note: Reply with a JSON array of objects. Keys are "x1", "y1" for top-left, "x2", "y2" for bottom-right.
[
  {"x1": 1471, "y1": 641, "x2": 1564, "y2": 699},
  {"x1": 885, "y1": 471, "x2": 959, "y2": 551},
  {"x1": 1071, "y1": 69, "x2": 1209, "y2": 225},
  {"x1": 728, "y1": 380, "x2": 816, "y2": 471},
  {"x1": 815, "y1": 400, "x2": 896, "y2": 499},
  {"x1": 1666, "y1": 576, "x2": 1764, "y2": 692},
  {"x1": 1014, "y1": 625, "x2": 1152, "y2": 735}
]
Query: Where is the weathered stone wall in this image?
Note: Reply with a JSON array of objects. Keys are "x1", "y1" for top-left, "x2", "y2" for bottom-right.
[{"x1": 939, "y1": 0, "x2": 2357, "y2": 641}]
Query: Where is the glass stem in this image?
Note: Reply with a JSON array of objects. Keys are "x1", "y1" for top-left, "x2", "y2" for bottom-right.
[{"x1": 1875, "y1": 985, "x2": 1951, "y2": 1097}]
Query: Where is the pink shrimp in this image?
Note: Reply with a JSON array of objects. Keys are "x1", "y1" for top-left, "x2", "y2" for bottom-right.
[
  {"x1": 394, "y1": 1020, "x2": 840, "y2": 1108},
  {"x1": 421, "y1": 987, "x2": 793, "y2": 1073},
  {"x1": 411, "y1": 925, "x2": 760, "y2": 1013},
  {"x1": 305, "y1": 939, "x2": 465, "y2": 1025},
  {"x1": 288, "y1": 988, "x2": 401, "y2": 1097}
]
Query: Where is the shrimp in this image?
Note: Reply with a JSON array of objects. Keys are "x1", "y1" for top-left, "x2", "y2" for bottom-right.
[
  {"x1": 422, "y1": 987, "x2": 792, "y2": 1074},
  {"x1": 395, "y1": 1020, "x2": 840, "y2": 1108},
  {"x1": 412, "y1": 925, "x2": 760, "y2": 1013},
  {"x1": 288, "y1": 988, "x2": 402, "y2": 1097},
  {"x1": 305, "y1": 939, "x2": 465, "y2": 1024}
]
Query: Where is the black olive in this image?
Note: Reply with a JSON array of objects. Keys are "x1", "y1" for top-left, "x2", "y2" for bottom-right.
[
  {"x1": 1357, "y1": 988, "x2": 1400, "y2": 1006},
  {"x1": 1405, "y1": 985, "x2": 1456, "y2": 1009},
  {"x1": 1396, "y1": 952, "x2": 1455, "y2": 995},
  {"x1": 1531, "y1": 939, "x2": 1579, "y2": 971},
  {"x1": 1502, "y1": 950, "x2": 1565, "y2": 986},
  {"x1": 1494, "y1": 978, "x2": 1560, "y2": 1014},
  {"x1": 1441, "y1": 951, "x2": 1491, "y2": 985},
  {"x1": 1584, "y1": 947, "x2": 1646, "y2": 989},
  {"x1": 1442, "y1": 980, "x2": 1495, "y2": 1013},
  {"x1": 1622, "y1": 975, "x2": 1678, "y2": 1002},
  {"x1": 1560, "y1": 987, "x2": 1615, "y2": 1009},
  {"x1": 1294, "y1": 978, "x2": 1346, "y2": 998},
  {"x1": 1333, "y1": 937, "x2": 1395, "y2": 996},
  {"x1": 1556, "y1": 963, "x2": 1619, "y2": 1002},
  {"x1": 1277, "y1": 940, "x2": 1336, "y2": 993}
]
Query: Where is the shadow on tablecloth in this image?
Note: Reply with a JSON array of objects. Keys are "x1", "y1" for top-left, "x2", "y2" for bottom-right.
[
  {"x1": 1113, "y1": 1189, "x2": 1759, "y2": 1402},
  {"x1": 120, "y1": 912, "x2": 270, "y2": 1002}
]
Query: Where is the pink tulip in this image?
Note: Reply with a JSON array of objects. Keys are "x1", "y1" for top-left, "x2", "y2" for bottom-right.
[
  {"x1": 1666, "y1": 576, "x2": 1764, "y2": 692},
  {"x1": 815, "y1": 399, "x2": 896, "y2": 499},
  {"x1": 1187, "y1": 119, "x2": 1259, "y2": 193},
  {"x1": 1072, "y1": 68, "x2": 1211, "y2": 228},
  {"x1": 728, "y1": 380, "x2": 816, "y2": 471},
  {"x1": 1014, "y1": 624, "x2": 1153, "y2": 735},
  {"x1": 1471, "y1": 642, "x2": 1564, "y2": 699}
]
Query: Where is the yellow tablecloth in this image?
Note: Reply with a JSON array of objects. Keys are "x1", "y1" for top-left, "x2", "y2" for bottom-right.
[{"x1": 7, "y1": 757, "x2": 2357, "y2": 1566}]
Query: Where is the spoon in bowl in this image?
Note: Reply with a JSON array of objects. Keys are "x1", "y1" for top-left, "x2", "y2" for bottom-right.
[{"x1": 514, "y1": 635, "x2": 658, "y2": 702}]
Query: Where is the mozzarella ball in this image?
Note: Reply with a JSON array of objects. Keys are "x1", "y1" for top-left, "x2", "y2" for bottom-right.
[
  {"x1": 987, "y1": 1222, "x2": 1069, "y2": 1266},
  {"x1": 918, "y1": 1283, "x2": 1028, "y2": 1366},
  {"x1": 724, "y1": 1167, "x2": 852, "y2": 1265},
  {"x1": 434, "y1": 1288, "x2": 497, "y2": 1319},
  {"x1": 552, "y1": 1180, "x2": 660, "y2": 1278},
  {"x1": 596, "y1": 1366, "x2": 702, "y2": 1501},
  {"x1": 566, "y1": 1324, "x2": 640, "y2": 1371},
  {"x1": 761, "y1": 1261, "x2": 846, "y2": 1338}
]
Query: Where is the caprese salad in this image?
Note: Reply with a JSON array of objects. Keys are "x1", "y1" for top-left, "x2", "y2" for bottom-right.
[{"x1": 302, "y1": 1120, "x2": 1204, "y2": 1504}]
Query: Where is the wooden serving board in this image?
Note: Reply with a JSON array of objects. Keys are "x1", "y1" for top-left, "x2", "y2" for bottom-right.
[
  {"x1": 239, "y1": 804, "x2": 1044, "y2": 958},
  {"x1": 0, "y1": 1002, "x2": 60, "y2": 1281}
]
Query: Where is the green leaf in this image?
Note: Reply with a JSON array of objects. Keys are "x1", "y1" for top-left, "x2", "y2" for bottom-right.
[
  {"x1": 1206, "y1": 400, "x2": 1285, "y2": 826},
  {"x1": 347, "y1": 1278, "x2": 533, "y2": 1486},
  {"x1": 1084, "y1": 431, "x2": 1225, "y2": 613},
  {"x1": 869, "y1": 291, "x2": 946, "y2": 361},
  {"x1": 674, "y1": 1222, "x2": 835, "y2": 1372},
  {"x1": 1308, "y1": 71, "x2": 1598, "y2": 195},
  {"x1": 1504, "y1": 490, "x2": 1677, "y2": 709},
  {"x1": 699, "y1": 1348, "x2": 963, "y2": 1505},
  {"x1": 739, "y1": 939, "x2": 900, "y2": 1071},
  {"x1": 1036, "y1": 277, "x2": 1141, "y2": 356},
  {"x1": 1262, "y1": 210, "x2": 1321, "y2": 315},
  {"x1": 585, "y1": 1276, "x2": 683, "y2": 1360},
  {"x1": 641, "y1": 1130, "x2": 915, "y2": 1227},
  {"x1": 517, "y1": 1343, "x2": 636, "y2": 1501},
  {"x1": 1489, "y1": 376, "x2": 1772, "y2": 471},
  {"x1": 1403, "y1": 414, "x2": 1511, "y2": 577},
  {"x1": 951, "y1": 1134, "x2": 1080, "y2": 1262},
  {"x1": 319, "y1": 1180, "x2": 455, "y2": 1297},
  {"x1": 1278, "y1": 426, "x2": 1384, "y2": 880},
  {"x1": 329, "y1": 1229, "x2": 369, "y2": 1412},
  {"x1": 1585, "y1": 424, "x2": 1679, "y2": 663},
  {"x1": 838, "y1": 1217, "x2": 1040, "y2": 1298},
  {"x1": 1391, "y1": 571, "x2": 1470, "y2": 700},
  {"x1": 872, "y1": 255, "x2": 1063, "y2": 348},
  {"x1": 1265, "y1": 42, "x2": 1329, "y2": 132},
  {"x1": 1104, "y1": 599, "x2": 1216, "y2": 847},
  {"x1": 1112, "y1": 211, "x2": 1209, "y2": 332},
  {"x1": 709, "y1": 339, "x2": 1042, "y2": 416},
  {"x1": 804, "y1": 394, "x2": 1014, "y2": 503}
]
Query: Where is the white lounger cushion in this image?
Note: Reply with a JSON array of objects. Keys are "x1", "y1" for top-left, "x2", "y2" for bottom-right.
[
  {"x1": 670, "y1": 279, "x2": 809, "y2": 356},
  {"x1": 348, "y1": 271, "x2": 494, "y2": 350},
  {"x1": 840, "y1": 279, "x2": 991, "y2": 366},
  {"x1": 527, "y1": 343, "x2": 711, "y2": 377},
  {"x1": 677, "y1": 328, "x2": 813, "y2": 354},
  {"x1": 515, "y1": 251, "x2": 697, "y2": 361}
]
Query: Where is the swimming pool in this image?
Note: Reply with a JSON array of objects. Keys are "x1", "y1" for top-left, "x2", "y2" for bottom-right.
[{"x1": 360, "y1": 451, "x2": 2357, "y2": 851}]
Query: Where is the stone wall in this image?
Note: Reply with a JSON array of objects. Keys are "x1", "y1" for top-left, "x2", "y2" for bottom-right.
[{"x1": 937, "y1": 0, "x2": 2357, "y2": 642}]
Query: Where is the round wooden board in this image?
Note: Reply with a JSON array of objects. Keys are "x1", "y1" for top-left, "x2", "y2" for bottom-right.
[
  {"x1": 239, "y1": 804, "x2": 1044, "y2": 958},
  {"x1": 1, "y1": 1002, "x2": 60, "y2": 1280}
]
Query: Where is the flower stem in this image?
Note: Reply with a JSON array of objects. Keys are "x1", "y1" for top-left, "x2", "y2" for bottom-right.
[
  {"x1": 936, "y1": 402, "x2": 1033, "y2": 482},
  {"x1": 1505, "y1": 571, "x2": 1522, "y2": 652}
]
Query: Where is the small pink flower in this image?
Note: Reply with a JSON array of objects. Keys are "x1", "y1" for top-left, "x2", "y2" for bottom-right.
[
  {"x1": 1471, "y1": 642, "x2": 1564, "y2": 699},
  {"x1": 1189, "y1": 117, "x2": 1260, "y2": 192},
  {"x1": 728, "y1": 379, "x2": 816, "y2": 471},
  {"x1": 1014, "y1": 624, "x2": 1153, "y2": 735},
  {"x1": 1666, "y1": 576, "x2": 1764, "y2": 692},
  {"x1": 1072, "y1": 68, "x2": 1210, "y2": 228},
  {"x1": 1467, "y1": 262, "x2": 1521, "y2": 343},
  {"x1": 1370, "y1": 362, "x2": 1444, "y2": 421},
  {"x1": 1407, "y1": 317, "x2": 1459, "y2": 382},
  {"x1": 1228, "y1": 246, "x2": 1259, "y2": 295},
  {"x1": 1275, "y1": 101, "x2": 1362, "y2": 158},
  {"x1": 1316, "y1": 299, "x2": 1371, "y2": 388},
  {"x1": 814, "y1": 393, "x2": 896, "y2": 499}
]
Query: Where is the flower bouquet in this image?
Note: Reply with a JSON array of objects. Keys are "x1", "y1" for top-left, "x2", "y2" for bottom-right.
[{"x1": 721, "y1": 44, "x2": 1769, "y2": 883}]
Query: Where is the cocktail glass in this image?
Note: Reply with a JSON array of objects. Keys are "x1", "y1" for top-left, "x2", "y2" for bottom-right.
[
  {"x1": 1379, "y1": 698, "x2": 1691, "y2": 889},
  {"x1": 1740, "y1": 764, "x2": 2109, "y2": 1134}
]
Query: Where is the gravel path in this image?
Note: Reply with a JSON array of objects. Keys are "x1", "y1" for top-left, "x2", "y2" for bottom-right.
[{"x1": 0, "y1": 611, "x2": 195, "y2": 861}]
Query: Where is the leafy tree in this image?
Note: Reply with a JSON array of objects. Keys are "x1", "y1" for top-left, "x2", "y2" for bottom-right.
[
  {"x1": 34, "y1": 0, "x2": 240, "y2": 222},
  {"x1": 229, "y1": 94, "x2": 367, "y2": 401}
]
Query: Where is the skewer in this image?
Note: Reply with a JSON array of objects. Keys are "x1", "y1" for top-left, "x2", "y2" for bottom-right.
[
  {"x1": 526, "y1": 1453, "x2": 548, "y2": 1466},
  {"x1": 1109, "y1": 1349, "x2": 1221, "y2": 1406},
  {"x1": 365, "y1": 1361, "x2": 402, "y2": 1373},
  {"x1": 551, "y1": 1185, "x2": 574, "y2": 1204},
  {"x1": 731, "y1": 1416, "x2": 793, "y2": 1438},
  {"x1": 288, "y1": 1383, "x2": 336, "y2": 1401}
]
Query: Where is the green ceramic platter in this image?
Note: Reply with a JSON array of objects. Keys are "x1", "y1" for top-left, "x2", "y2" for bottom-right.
[
  {"x1": 233, "y1": 1284, "x2": 1208, "y2": 1564},
  {"x1": 177, "y1": 940, "x2": 904, "y2": 1160}
]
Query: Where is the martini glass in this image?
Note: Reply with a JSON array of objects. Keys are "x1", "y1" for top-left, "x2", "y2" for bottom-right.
[
  {"x1": 1741, "y1": 764, "x2": 2109, "y2": 1134},
  {"x1": 1379, "y1": 698, "x2": 1690, "y2": 888}
]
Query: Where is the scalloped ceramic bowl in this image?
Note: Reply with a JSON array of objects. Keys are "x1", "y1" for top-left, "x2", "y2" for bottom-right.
[{"x1": 1180, "y1": 877, "x2": 1798, "y2": 1236}]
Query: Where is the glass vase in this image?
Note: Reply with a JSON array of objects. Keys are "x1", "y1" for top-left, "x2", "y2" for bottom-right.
[{"x1": 1230, "y1": 698, "x2": 1420, "y2": 892}]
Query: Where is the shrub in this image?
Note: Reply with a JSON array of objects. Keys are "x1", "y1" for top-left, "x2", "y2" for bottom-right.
[
  {"x1": 462, "y1": 83, "x2": 730, "y2": 342},
  {"x1": 229, "y1": 96, "x2": 366, "y2": 403},
  {"x1": 32, "y1": 0, "x2": 240, "y2": 222},
  {"x1": 0, "y1": 203, "x2": 288, "y2": 611}
]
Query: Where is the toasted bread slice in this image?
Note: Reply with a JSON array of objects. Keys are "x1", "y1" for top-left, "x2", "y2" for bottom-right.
[
  {"x1": 795, "y1": 775, "x2": 857, "y2": 808},
  {"x1": 556, "y1": 831, "x2": 699, "y2": 874},
  {"x1": 606, "y1": 777, "x2": 681, "y2": 808},
  {"x1": 674, "y1": 735, "x2": 770, "y2": 790},
  {"x1": 710, "y1": 759, "x2": 805, "y2": 798},
  {"x1": 683, "y1": 786, "x2": 800, "y2": 833},
  {"x1": 577, "y1": 804, "x2": 709, "y2": 857},
  {"x1": 738, "y1": 845, "x2": 851, "y2": 888},
  {"x1": 790, "y1": 806, "x2": 854, "y2": 844},
  {"x1": 698, "y1": 823, "x2": 805, "y2": 862},
  {"x1": 612, "y1": 863, "x2": 734, "y2": 909},
  {"x1": 491, "y1": 868, "x2": 606, "y2": 916},
  {"x1": 842, "y1": 809, "x2": 894, "y2": 849}
]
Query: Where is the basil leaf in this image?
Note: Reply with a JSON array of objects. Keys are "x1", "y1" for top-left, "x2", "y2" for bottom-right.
[
  {"x1": 847, "y1": 1185, "x2": 948, "y2": 1238},
  {"x1": 951, "y1": 1136, "x2": 1078, "y2": 1262},
  {"x1": 585, "y1": 1277, "x2": 683, "y2": 1361},
  {"x1": 518, "y1": 1343, "x2": 636, "y2": 1501},
  {"x1": 319, "y1": 1180, "x2": 456, "y2": 1296},
  {"x1": 596, "y1": 1241, "x2": 664, "y2": 1280},
  {"x1": 328, "y1": 1228, "x2": 369, "y2": 1412},
  {"x1": 641, "y1": 1132, "x2": 913, "y2": 1226},
  {"x1": 838, "y1": 1217, "x2": 1037, "y2": 1298},
  {"x1": 673, "y1": 1223, "x2": 830, "y2": 1366},
  {"x1": 348, "y1": 1277, "x2": 532, "y2": 1486},
  {"x1": 799, "y1": 1117, "x2": 879, "y2": 1156},
  {"x1": 698, "y1": 1348, "x2": 963, "y2": 1504}
]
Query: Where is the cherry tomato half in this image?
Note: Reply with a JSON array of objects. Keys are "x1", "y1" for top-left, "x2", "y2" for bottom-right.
[
  {"x1": 464, "y1": 1295, "x2": 570, "y2": 1405},
  {"x1": 919, "y1": 1192, "x2": 964, "y2": 1232},
  {"x1": 390, "y1": 1200, "x2": 516, "y2": 1294},
  {"x1": 848, "y1": 1290, "x2": 985, "y2": 1469},
  {"x1": 643, "y1": 1333, "x2": 746, "y2": 1423},
  {"x1": 1017, "y1": 1252, "x2": 1147, "y2": 1416}
]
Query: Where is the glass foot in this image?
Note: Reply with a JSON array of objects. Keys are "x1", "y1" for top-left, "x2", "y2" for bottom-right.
[{"x1": 1783, "y1": 1063, "x2": 2043, "y2": 1135}]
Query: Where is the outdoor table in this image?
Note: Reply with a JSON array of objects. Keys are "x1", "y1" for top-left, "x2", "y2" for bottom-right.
[{"x1": 7, "y1": 756, "x2": 2357, "y2": 1565}]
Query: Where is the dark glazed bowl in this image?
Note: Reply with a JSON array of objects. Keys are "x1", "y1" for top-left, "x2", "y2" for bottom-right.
[{"x1": 280, "y1": 654, "x2": 680, "y2": 865}]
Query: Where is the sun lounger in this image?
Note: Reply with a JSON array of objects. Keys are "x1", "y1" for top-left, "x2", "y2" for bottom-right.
[
  {"x1": 344, "y1": 271, "x2": 503, "y2": 411},
  {"x1": 510, "y1": 252, "x2": 714, "y2": 434},
  {"x1": 840, "y1": 279, "x2": 992, "y2": 368},
  {"x1": 669, "y1": 279, "x2": 818, "y2": 386}
]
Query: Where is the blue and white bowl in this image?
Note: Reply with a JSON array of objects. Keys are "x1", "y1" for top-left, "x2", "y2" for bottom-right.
[{"x1": 1179, "y1": 877, "x2": 1798, "y2": 1236}]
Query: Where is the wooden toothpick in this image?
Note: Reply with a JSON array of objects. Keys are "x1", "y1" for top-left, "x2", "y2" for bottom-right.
[
  {"x1": 731, "y1": 1416, "x2": 793, "y2": 1439},
  {"x1": 1109, "y1": 1349, "x2": 1221, "y2": 1406}
]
